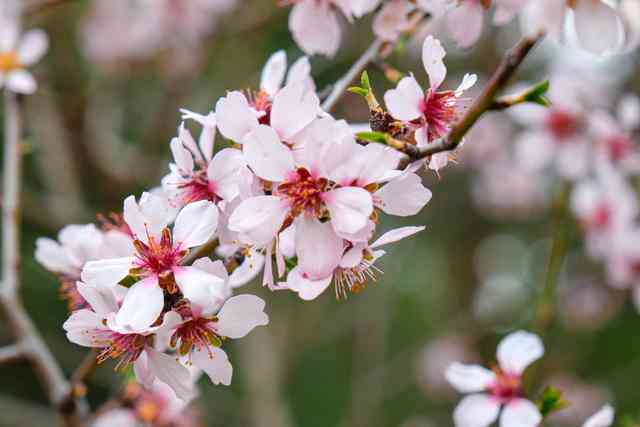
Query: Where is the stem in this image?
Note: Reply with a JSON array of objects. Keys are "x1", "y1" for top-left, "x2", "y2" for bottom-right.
[
  {"x1": 397, "y1": 33, "x2": 544, "y2": 168},
  {"x1": 1, "y1": 90, "x2": 82, "y2": 426},
  {"x1": 180, "y1": 237, "x2": 220, "y2": 266},
  {"x1": 533, "y1": 182, "x2": 572, "y2": 335}
]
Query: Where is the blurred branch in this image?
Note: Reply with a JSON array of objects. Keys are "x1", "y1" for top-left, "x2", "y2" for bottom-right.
[
  {"x1": 1, "y1": 90, "x2": 83, "y2": 426},
  {"x1": 397, "y1": 32, "x2": 545, "y2": 168},
  {"x1": 24, "y1": 0, "x2": 79, "y2": 16},
  {"x1": 322, "y1": 10, "x2": 428, "y2": 113},
  {"x1": 0, "y1": 344, "x2": 22, "y2": 363}
]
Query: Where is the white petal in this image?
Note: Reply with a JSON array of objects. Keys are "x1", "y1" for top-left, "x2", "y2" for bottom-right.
[
  {"x1": 17, "y1": 29, "x2": 49, "y2": 66},
  {"x1": 445, "y1": 363, "x2": 496, "y2": 393},
  {"x1": 289, "y1": 0, "x2": 341, "y2": 57},
  {"x1": 173, "y1": 200, "x2": 219, "y2": 249},
  {"x1": 145, "y1": 347, "x2": 194, "y2": 401},
  {"x1": 0, "y1": 17, "x2": 18, "y2": 52},
  {"x1": 422, "y1": 35, "x2": 447, "y2": 89},
  {"x1": 215, "y1": 91, "x2": 259, "y2": 143},
  {"x1": 583, "y1": 404, "x2": 615, "y2": 427},
  {"x1": 174, "y1": 266, "x2": 229, "y2": 318},
  {"x1": 123, "y1": 193, "x2": 171, "y2": 244},
  {"x1": 227, "y1": 195, "x2": 289, "y2": 246},
  {"x1": 500, "y1": 399, "x2": 542, "y2": 427},
  {"x1": 375, "y1": 172, "x2": 432, "y2": 216},
  {"x1": 370, "y1": 226, "x2": 426, "y2": 249},
  {"x1": 260, "y1": 50, "x2": 287, "y2": 97},
  {"x1": 81, "y1": 257, "x2": 133, "y2": 288},
  {"x1": 573, "y1": 0, "x2": 622, "y2": 55},
  {"x1": 216, "y1": 294, "x2": 269, "y2": 339},
  {"x1": 76, "y1": 281, "x2": 118, "y2": 316},
  {"x1": 115, "y1": 276, "x2": 164, "y2": 331},
  {"x1": 287, "y1": 55, "x2": 315, "y2": 91},
  {"x1": 133, "y1": 351, "x2": 155, "y2": 389},
  {"x1": 324, "y1": 187, "x2": 374, "y2": 235},
  {"x1": 191, "y1": 346, "x2": 233, "y2": 386},
  {"x1": 384, "y1": 76, "x2": 424, "y2": 121},
  {"x1": 271, "y1": 81, "x2": 320, "y2": 141},
  {"x1": 170, "y1": 137, "x2": 194, "y2": 176},
  {"x1": 63, "y1": 309, "x2": 104, "y2": 347},
  {"x1": 34, "y1": 237, "x2": 78, "y2": 276},
  {"x1": 6, "y1": 70, "x2": 37, "y2": 94},
  {"x1": 207, "y1": 148, "x2": 246, "y2": 201},
  {"x1": 497, "y1": 330, "x2": 544, "y2": 375},
  {"x1": 447, "y1": 1, "x2": 484, "y2": 48},
  {"x1": 457, "y1": 73, "x2": 478, "y2": 94},
  {"x1": 285, "y1": 266, "x2": 333, "y2": 301},
  {"x1": 243, "y1": 125, "x2": 295, "y2": 182},
  {"x1": 228, "y1": 248, "x2": 266, "y2": 288},
  {"x1": 453, "y1": 394, "x2": 501, "y2": 427},
  {"x1": 295, "y1": 216, "x2": 343, "y2": 280}
]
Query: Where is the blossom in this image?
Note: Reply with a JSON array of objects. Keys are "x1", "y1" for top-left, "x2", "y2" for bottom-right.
[
  {"x1": 284, "y1": 226, "x2": 425, "y2": 300},
  {"x1": 384, "y1": 36, "x2": 477, "y2": 171},
  {"x1": 583, "y1": 405, "x2": 614, "y2": 427},
  {"x1": 259, "y1": 50, "x2": 315, "y2": 98},
  {"x1": 372, "y1": 0, "x2": 413, "y2": 42},
  {"x1": 287, "y1": 0, "x2": 381, "y2": 57},
  {"x1": 445, "y1": 330, "x2": 544, "y2": 427},
  {"x1": 162, "y1": 117, "x2": 247, "y2": 209},
  {"x1": 0, "y1": 14, "x2": 48, "y2": 94},
  {"x1": 81, "y1": 193, "x2": 219, "y2": 330}
]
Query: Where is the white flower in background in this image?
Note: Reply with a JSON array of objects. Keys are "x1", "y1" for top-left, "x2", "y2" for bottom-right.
[
  {"x1": 384, "y1": 36, "x2": 477, "y2": 172},
  {"x1": 0, "y1": 14, "x2": 48, "y2": 94},
  {"x1": 445, "y1": 330, "x2": 544, "y2": 427},
  {"x1": 583, "y1": 405, "x2": 614, "y2": 427},
  {"x1": 286, "y1": 0, "x2": 381, "y2": 57},
  {"x1": 373, "y1": 0, "x2": 414, "y2": 42}
]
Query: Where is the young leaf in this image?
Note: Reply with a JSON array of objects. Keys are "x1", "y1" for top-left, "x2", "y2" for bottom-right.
[{"x1": 537, "y1": 386, "x2": 570, "y2": 417}]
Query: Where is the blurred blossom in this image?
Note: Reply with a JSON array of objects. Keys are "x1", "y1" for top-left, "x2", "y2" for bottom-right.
[
  {"x1": 472, "y1": 160, "x2": 550, "y2": 220},
  {"x1": 92, "y1": 409, "x2": 140, "y2": 427},
  {"x1": 80, "y1": 0, "x2": 237, "y2": 70},
  {"x1": 558, "y1": 276, "x2": 623, "y2": 331},
  {"x1": 459, "y1": 113, "x2": 513, "y2": 170},
  {"x1": 473, "y1": 273, "x2": 530, "y2": 322},
  {"x1": 546, "y1": 375, "x2": 610, "y2": 427},
  {"x1": 416, "y1": 335, "x2": 479, "y2": 399}
]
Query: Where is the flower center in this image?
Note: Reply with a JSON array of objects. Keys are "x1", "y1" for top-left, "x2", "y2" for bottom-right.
[
  {"x1": 488, "y1": 368, "x2": 523, "y2": 403},
  {"x1": 171, "y1": 316, "x2": 222, "y2": 357},
  {"x1": 95, "y1": 331, "x2": 151, "y2": 370},
  {"x1": 277, "y1": 168, "x2": 329, "y2": 218},
  {"x1": 132, "y1": 228, "x2": 186, "y2": 290},
  {"x1": 178, "y1": 170, "x2": 219, "y2": 205},
  {"x1": 334, "y1": 250, "x2": 380, "y2": 299},
  {"x1": 246, "y1": 90, "x2": 272, "y2": 125},
  {"x1": 421, "y1": 89, "x2": 458, "y2": 142},
  {"x1": 586, "y1": 204, "x2": 611, "y2": 231},
  {"x1": 546, "y1": 110, "x2": 580, "y2": 141},
  {"x1": 606, "y1": 134, "x2": 633, "y2": 162},
  {"x1": 0, "y1": 52, "x2": 21, "y2": 73}
]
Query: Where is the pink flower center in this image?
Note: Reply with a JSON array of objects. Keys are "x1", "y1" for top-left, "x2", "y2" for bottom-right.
[
  {"x1": 170, "y1": 314, "x2": 221, "y2": 357},
  {"x1": 246, "y1": 90, "x2": 272, "y2": 125},
  {"x1": 178, "y1": 170, "x2": 219, "y2": 205},
  {"x1": 546, "y1": 110, "x2": 580, "y2": 142},
  {"x1": 277, "y1": 168, "x2": 329, "y2": 218},
  {"x1": 132, "y1": 229, "x2": 186, "y2": 291},
  {"x1": 96, "y1": 331, "x2": 150, "y2": 370},
  {"x1": 488, "y1": 368, "x2": 523, "y2": 404},
  {"x1": 420, "y1": 89, "x2": 459, "y2": 142},
  {"x1": 586, "y1": 204, "x2": 611, "y2": 231},
  {"x1": 606, "y1": 134, "x2": 633, "y2": 162}
]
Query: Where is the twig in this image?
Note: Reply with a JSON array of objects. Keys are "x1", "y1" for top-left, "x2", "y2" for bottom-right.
[
  {"x1": 321, "y1": 10, "x2": 427, "y2": 113},
  {"x1": 397, "y1": 33, "x2": 544, "y2": 168},
  {"x1": 180, "y1": 237, "x2": 220, "y2": 266},
  {"x1": 0, "y1": 90, "x2": 81, "y2": 426},
  {"x1": 0, "y1": 344, "x2": 22, "y2": 363}
]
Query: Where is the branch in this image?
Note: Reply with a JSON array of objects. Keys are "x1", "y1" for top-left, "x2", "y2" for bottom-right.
[
  {"x1": 321, "y1": 10, "x2": 427, "y2": 113},
  {"x1": 1, "y1": 91, "x2": 82, "y2": 426},
  {"x1": 0, "y1": 344, "x2": 22, "y2": 363},
  {"x1": 397, "y1": 33, "x2": 544, "y2": 168},
  {"x1": 181, "y1": 237, "x2": 220, "y2": 266}
]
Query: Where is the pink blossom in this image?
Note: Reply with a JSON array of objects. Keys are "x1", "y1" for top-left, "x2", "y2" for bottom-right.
[
  {"x1": 384, "y1": 36, "x2": 477, "y2": 172},
  {"x1": 445, "y1": 330, "x2": 544, "y2": 427}
]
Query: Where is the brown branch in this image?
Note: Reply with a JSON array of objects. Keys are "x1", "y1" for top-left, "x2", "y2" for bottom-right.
[
  {"x1": 180, "y1": 237, "x2": 220, "y2": 266},
  {"x1": 1, "y1": 90, "x2": 83, "y2": 426},
  {"x1": 397, "y1": 32, "x2": 544, "y2": 168},
  {"x1": 322, "y1": 10, "x2": 428, "y2": 113},
  {"x1": 0, "y1": 344, "x2": 22, "y2": 363}
]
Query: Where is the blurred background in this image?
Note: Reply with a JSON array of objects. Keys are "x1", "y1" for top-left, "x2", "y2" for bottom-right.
[{"x1": 1, "y1": 1, "x2": 639, "y2": 426}]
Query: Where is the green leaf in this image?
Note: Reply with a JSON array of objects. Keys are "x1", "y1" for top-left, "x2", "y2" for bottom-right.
[
  {"x1": 348, "y1": 86, "x2": 369, "y2": 98},
  {"x1": 360, "y1": 71, "x2": 371, "y2": 91},
  {"x1": 355, "y1": 131, "x2": 388, "y2": 144},
  {"x1": 285, "y1": 256, "x2": 298, "y2": 273},
  {"x1": 524, "y1": 79, "x2": 551, "y2": 107},
  {"x1": 537, "y1": 386, "x2": 570, "y2": 417}
]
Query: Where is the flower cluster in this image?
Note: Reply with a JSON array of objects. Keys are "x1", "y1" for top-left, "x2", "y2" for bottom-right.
[{"x1": 37, "y1": 48, "x2": 433, "y2": 400}]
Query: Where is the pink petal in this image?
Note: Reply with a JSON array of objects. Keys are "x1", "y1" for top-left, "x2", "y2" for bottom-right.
[
  {"x1": 583, "y1": 404, "x2": 615, "y2": 427},
  {"x1": 17, "y1": 29, "x2": 48, "y2": 66},
  {"x1": 375, "y1": 172, "x2": 432, "y2": 216},
  {"x1": 384, "y1": 75, "x2": 424, "y2": 121},
  {"x1": 191, "y1": 346, "x2": 233, "y2": 386},
  {"x1": 145, "y1": 347, "x2": 194, "y2": 401},
  {"x1": 500, "y1": 399, "x2": 542, "y2": 427},
  {"x1": 80, "y1": 257, "x2": 133, "y2": 289},
  {"x1": 497, "y1": 330, "x2": 544, "y2": 375},
  {"x1": 215, "y1": 91, "x2": 259, "y2": 143},
  {"x1": 207, "y1": 148, "x2": 246, "y2": 201},
  {"x1": 447, "y1": 1, "x2": 485, "y2": 48},
  {"x1": 324, "y1": 187, "x2": 374, "y2": 235},
  {"x1": 227, "y1": 195, "x2": 290, "y2": 246},
  {"x1": 6, "y1": 70, "x2": 36, "y2": 94},
  {"x1": 295, "y1": 216, "x2": 343, "y2": 280},
  {"x1": 370, "y1": 226, "x2": 426, "y2": 249},
  {"x1": 453, "y1": 394, "x2": 501, "y2": 427},
  {"x1": 170, "y1": 136, "x2": 195, "y2": 176},
  {"x1": 173, "y1": 200, "x2": 219, "y2": 249},
  {"x1": 422, "y1": 35, "x2": 447, "y2": 89},
  {"x1": 285, "y1": 266, "x2": 333, "y2": 300},
  {"x1": 271, "y1": 81, "x2": 320, "y2": 140},
  {"x1": 243, "y1": 125, "x2": 295, "y2": 182},
  {"x1": 260, "y1": 50, "x2": 287, "y2": 97},
  {"x1": 174, "y1": 266, "x2": 229, "y2": 317},
  {"x1": 115, "y1": 276, "x2": 164, "y2": 331},
  {"x1": 445, "y1": 363, "x2": 495, "y2": 393},
  {"x1": 216, "y1": 294, "x2": 269, "y2": 339},
  {"x1": 289, "y1": 0, "x2": 341, "y2": 57}
]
